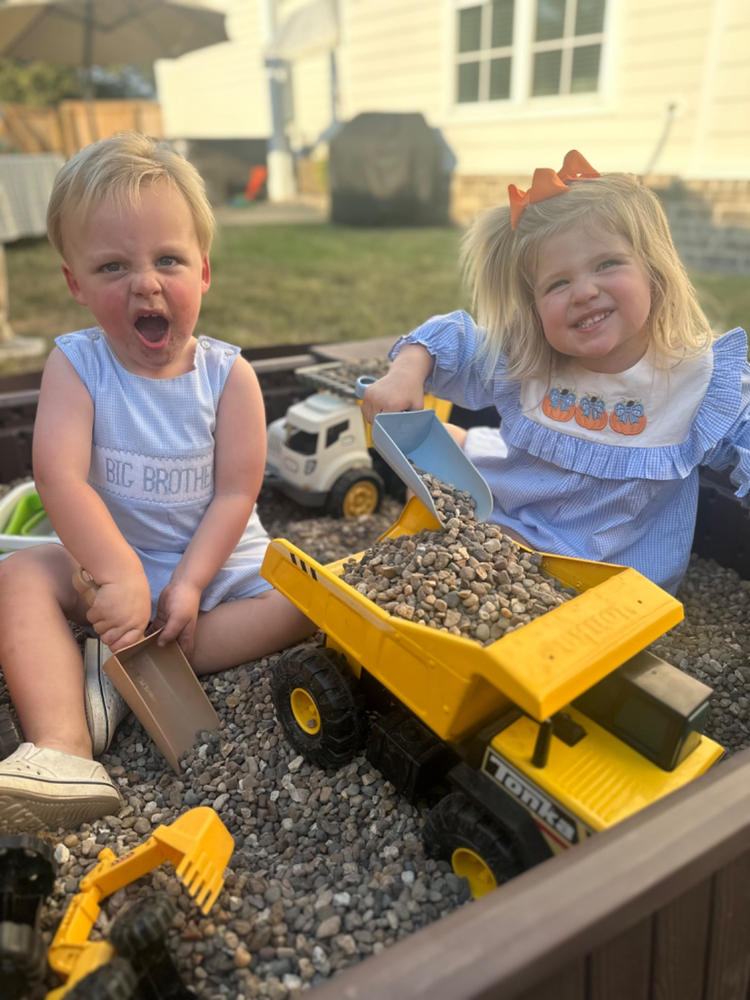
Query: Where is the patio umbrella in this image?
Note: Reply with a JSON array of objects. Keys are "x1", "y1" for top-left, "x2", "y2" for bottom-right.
[{"x1": 0, "y1": 0, "x2": 228, "y2": 99}]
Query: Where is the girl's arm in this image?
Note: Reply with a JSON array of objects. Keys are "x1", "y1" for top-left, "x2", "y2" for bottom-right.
[
  {"x1": 153, "y1": 357, "x2": 266, "y2": 654},
  {"x1": 361, "y1": 343, "x2": 434, "y2": 423},
  {"x1": 703, "y1": 365, "x2": 750, "y2": 501},
  {"x1": 363, "y1": 312, "x2": 501, "y2": 422},
  {"x1": 33, "y1": 348, "x2": 152, "y2": 649}
]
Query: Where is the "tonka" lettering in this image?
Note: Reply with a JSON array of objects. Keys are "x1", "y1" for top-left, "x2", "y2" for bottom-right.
[
  {"x1": 541, "y1": 602, "x2": 638, "y2": 658},
  {"x1": 484, "y1": 751, "x2": 579, "y2": 844}
]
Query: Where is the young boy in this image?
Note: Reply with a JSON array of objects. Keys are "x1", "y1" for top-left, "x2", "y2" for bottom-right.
[{"x1": 0, "y1": 132, "x2": 314, "y2": 832}]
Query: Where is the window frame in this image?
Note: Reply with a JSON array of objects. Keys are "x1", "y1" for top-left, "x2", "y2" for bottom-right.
[{"x1": 446, "y1": 0, "x2": 615, "y2": 116}]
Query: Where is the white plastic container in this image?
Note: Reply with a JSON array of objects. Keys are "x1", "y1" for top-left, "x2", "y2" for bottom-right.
[{"x1": 0, "y1": 480, "x2": 59, "y2": 552}]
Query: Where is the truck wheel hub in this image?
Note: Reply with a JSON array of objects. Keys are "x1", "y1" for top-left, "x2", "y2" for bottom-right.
[
  {"x1": 290, "y1": 688, "x2": 321, "y2": 734},
  {"x1": 342, "y1": 481, "x2": 379, "y2": 516},
  {"x1": 451, "y1": 847, "x2": 497, "y2": 898}
]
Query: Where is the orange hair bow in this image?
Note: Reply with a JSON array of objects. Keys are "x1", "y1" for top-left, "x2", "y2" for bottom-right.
[{"x1": 508, "y1": 150, "x2": 600, "y2": 230}]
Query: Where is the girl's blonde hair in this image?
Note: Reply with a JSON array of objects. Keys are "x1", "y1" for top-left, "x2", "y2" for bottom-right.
[
  {"x1": 47, "y1": 131, "x2": 215, "y2": 257},
  {"x1": 460, "y1": 171, "x2": 714, "y2": 381}
]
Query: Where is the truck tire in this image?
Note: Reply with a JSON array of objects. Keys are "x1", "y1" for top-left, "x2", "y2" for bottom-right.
[
  {"x1": 110, "y1": 893, "x2": 192, "y2": 999},
  {"x1": 271, "y1": 644, "x2": 368, "y2": 769},
  {"x1": 109, "y1": 893, "x2": 175, "y2": 956},
  {"x1": 63, "y1": 957, "x2": 138, "y2": 999},
  {"x1": 328, "y1": 468, "x2": 383, "y2": 517},
  {"x1": 423, "y1": 791, "x2": 523, "y2": 899}
]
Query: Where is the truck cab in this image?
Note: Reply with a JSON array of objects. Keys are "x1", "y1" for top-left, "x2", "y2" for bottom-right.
[{"x1": 265, "y1": 392, "x2": 384, "y2": 516}]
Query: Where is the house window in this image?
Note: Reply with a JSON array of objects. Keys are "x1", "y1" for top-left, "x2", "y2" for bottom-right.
[
  {"x1": 456, "y1": 1, "x2": 515, "y2": 103},
  {"x1": 532, "y1": 0, "x2": 605, "y2": 96},
  {"x1": 454, "y1": 0, "x2": 606, "y2": 104}
]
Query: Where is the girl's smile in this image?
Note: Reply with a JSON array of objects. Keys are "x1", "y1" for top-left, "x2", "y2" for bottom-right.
[
  {"x1": 574, "y1": 309, "x2": 612, "y2": 330},
  {"x1": 533, "y1": 223, "x2": 652, "y2": 374},
  {"x1": 59, "y1": 180, "x2": 210, "y2": 378}
]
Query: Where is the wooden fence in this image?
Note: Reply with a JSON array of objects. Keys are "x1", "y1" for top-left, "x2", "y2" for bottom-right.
[
  {"x1": 0, "y1": 100, "x2": 162, "y2": 157},
  {"x1": 308, "y1": 747, "x2": 750, "y2": 1000}
]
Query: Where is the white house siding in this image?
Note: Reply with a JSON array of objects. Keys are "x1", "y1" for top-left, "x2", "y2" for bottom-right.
[
  {"x1": 694, "y1": 0, "x2": 750, "y2": 174},
  {"x1": 332, "y1": 0, "x2": 749, "y2": 183},
  {"x1": 153, "y1": 0, "x2": 749, "y2": 183},
  {"x1": 339, "y1": 0, "x2": 444, "y2": 119},
  {"x1": 286, "y1": 51, "x2": 335, "y2": 150},
  {"x1": 155, "y1": 1, "x2": 270, "y2": 140}
]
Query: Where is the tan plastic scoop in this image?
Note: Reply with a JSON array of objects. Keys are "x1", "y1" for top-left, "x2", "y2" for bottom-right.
[{"x1": 73, "y1": 568, "x2": 220, "y2": 773}]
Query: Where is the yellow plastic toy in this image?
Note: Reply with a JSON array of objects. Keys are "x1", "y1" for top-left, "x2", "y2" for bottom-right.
[
  {"x1": 46, "y1": 807, "x2": 233, "y2": 998},
  {"x1": 262, "y1": 496, "x2": 724, "y2": 898}
]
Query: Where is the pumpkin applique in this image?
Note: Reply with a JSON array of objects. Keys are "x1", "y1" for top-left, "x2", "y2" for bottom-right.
[
  {"x1": 542, "y1": 387, "x2": 576, "y2": 422},
  {"x1": 609, "y1": 399, "x2": 647, "y2": 435},
  {"x1": 574, "y1": 394, "x2": 608, "y2": 431}
]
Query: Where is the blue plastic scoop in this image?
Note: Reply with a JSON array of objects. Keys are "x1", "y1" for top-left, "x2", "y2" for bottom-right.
[{"x1": 355, "y1": 377, "x2": 493, "y2": 524}]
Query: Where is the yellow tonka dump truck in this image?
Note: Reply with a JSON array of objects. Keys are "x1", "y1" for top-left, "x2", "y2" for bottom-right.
[{"x1": 261, "y1": 499, "x2": 724, "y2": 898}]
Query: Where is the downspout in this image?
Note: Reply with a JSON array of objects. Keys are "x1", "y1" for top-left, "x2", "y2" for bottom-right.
[{"x1": 260, "y1": 0, "x2": 297, "y2": 201}]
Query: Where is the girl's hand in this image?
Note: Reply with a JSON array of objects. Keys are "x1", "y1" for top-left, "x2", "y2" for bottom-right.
[
  {"x1": 361, "y1": 368, "x2": 426, "y2": 422},
  {"x1": 361, "y1": 344, "x2": 434, "y2": 422},
  {"x1": 87, "y1": 573, "x2": 152, "y2": 652},
  {"x1": 152, "y1": 580, "x2": 202, "y2": 659}
]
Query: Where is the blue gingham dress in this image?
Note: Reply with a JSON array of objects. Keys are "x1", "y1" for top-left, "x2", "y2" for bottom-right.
[
  {"x1": 392, "y1": 312, "x2": 750, "y2": 593},
  {"x1": 56, "y1": 329, "x2": 271, "y2": 614}
]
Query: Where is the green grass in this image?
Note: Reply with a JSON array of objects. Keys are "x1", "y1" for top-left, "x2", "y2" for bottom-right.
[
  {"x1": 2, "y1": 224, "x2": 468, "y2": 371},
  {"x1": 2, "y1": 222, "x2": 747, "y2": 375},
  {"x1": 688, "y1": 271, "x2": 750, "y2": 337}
]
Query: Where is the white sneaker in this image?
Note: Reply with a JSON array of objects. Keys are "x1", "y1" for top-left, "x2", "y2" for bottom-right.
[
  {"x1": 83, "y1": 637, "x2": 131, "y2": 756},
  {"x1": 0, "y1": 743, "x2": 123, "y2": 832}
]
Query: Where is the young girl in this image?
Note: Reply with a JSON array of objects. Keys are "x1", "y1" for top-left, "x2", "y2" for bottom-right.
[
  {"x1": 362, "y1": 150, "x2": 750, "y2": 594},
  {"x1": 0, "y1": 132, "x2": 314, "y2": 832}
]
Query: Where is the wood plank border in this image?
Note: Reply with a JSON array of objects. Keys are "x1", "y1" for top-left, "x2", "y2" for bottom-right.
[{"x1": 308, "y1": 749, "x2": 750, "y2": 1000}]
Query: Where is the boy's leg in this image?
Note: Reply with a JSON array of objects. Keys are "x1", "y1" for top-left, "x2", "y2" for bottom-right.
[
  {"x1": 0, "y1": 544, "x2": 92, "y2": 756},
  {"x1": 190, "y1": 590, "x2": 315, "y2": 675},
  {"x1": 0, "y1": 544, "x2": 122, "y2": 830}
]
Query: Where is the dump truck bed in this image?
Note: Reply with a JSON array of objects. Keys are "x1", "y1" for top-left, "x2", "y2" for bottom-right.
[{"x1": 261, "y1": 499, "x2": 684, "y2": 742}]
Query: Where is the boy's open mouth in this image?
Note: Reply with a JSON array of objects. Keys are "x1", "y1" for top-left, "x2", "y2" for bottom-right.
[{"x1": 135, "y1": 314, "x2": 169, "y2": 344}]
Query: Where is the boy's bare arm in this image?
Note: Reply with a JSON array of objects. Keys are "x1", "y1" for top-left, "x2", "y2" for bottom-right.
[
  {"x1": 33, "y1": 348, "x2": 152, "y2": 646},
  {"x1": 154, "y1": 358, "x2": 266, "y2": 650}
]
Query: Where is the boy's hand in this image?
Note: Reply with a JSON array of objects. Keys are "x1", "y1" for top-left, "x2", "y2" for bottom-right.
[
  {"x1": 152, "y1": 580, "x2": 202, "y2": 659},
  {"x1": 87, "y1": 573, "x2": 152, "y2": 652}
]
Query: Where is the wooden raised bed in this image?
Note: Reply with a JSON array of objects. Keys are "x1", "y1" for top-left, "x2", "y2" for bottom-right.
[{"x1": 309, "y1": 747, "x2": 750, "y2": 1000}]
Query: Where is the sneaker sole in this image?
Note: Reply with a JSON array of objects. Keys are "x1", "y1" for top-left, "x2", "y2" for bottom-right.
[
  {"x1": 84, "y1": 639, "x2": 111, "y2": 757},
  {"x1": 0, "y1": 787, "x2": 123, "y2": 832}
]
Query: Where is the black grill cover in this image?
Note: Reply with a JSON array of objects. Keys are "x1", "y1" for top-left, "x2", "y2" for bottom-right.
[{"x1": 329, "y1": 112, "x2": 453, "y2": 226}]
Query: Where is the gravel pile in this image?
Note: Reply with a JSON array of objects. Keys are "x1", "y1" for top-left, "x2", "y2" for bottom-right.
[
  {"x1": 341, "y1": 473, "x2": 571, "y2": 644},
  {"x1": 0, "y1": 481, "x2": 747, "y2": 1000}
]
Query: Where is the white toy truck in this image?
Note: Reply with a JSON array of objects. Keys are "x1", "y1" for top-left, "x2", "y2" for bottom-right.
[{"x1": 265, "y1": 361, "x2": 450, "y2": 517}]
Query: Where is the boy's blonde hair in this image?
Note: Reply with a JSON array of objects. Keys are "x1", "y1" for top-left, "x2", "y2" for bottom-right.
[
  {"x1": 47, "y1": 131, "x2": 215, "y2": 257},
  {"x1": 461, "y1": 171, "x2": 714, "y2": 381}
]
